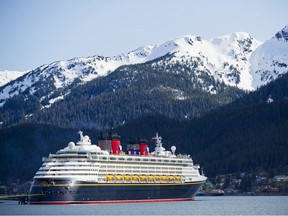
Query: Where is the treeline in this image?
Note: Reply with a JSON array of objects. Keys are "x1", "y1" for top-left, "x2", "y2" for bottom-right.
[{"x1": 229, "y1": 73, "x2": 288, "y2": 107}]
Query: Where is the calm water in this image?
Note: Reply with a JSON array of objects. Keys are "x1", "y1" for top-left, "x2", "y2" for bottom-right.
[{"x1": 0, "y1": 196, "x2": 288, "y2": 215}]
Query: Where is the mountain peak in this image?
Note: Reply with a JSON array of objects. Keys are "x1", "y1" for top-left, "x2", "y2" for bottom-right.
[
  {"x1": 1, "y1": 28, "x2": 287, "y2": 114},
  {"x1": 250, "y1": 25, "x2": 288, "y2": 88},
  {"x1": 274, "y1": 25, "x2": 288, "y2": 41},
  {"x1": 228, "y1": 32, "x2": 252, "y2": 40}
]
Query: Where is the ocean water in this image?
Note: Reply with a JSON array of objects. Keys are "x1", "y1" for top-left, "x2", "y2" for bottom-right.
[{"x1": 0, "y1": 196, "x2": 287, "y2": 215}]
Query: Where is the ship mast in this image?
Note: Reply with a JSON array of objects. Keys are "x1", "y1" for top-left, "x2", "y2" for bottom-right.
[{"x1": 153, "y1": 133, "x2": 166, "y2": 156}]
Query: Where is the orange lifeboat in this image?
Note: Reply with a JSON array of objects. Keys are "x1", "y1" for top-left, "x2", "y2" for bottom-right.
[
  {"x1": 175, "y1": 176, "x2": 181, "y2": 181},
  {"x1": 161, "y1": 176, "x2": 167, "y2": 181},
  {"x1": 124, "y1": 175, "x2": 131, "y2": 181},
  {"x1": 115, "y1": 175, "x2": 123, "y2": 181},
  {"x1": 147, "y1": 175, "x2": 154, "y2": 182},
  {"x1": 132, "y1": 175, "x2": 139, "y2": 181},
  {"x1": 154, "y1": 175, "x2": 160, "y2": 181},
  {"x1": 106, "y1": 174, "x2": 114, "y2": 181},
  {"x1": 140, "y1": 175, "x2": 147, "y2": 182}
]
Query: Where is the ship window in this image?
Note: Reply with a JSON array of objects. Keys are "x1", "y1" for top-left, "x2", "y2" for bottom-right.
[
  {"x1": 110, "y1": 157, "x2": 116, "y2": 160},
  {"x1": 127, "y1": 158, "x2": 132, "y2": 161}
]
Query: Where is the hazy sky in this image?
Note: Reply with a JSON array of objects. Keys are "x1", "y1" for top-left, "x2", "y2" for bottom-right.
[{"x1": 0, "y1": 0, "x2": 287, "y2": 71}]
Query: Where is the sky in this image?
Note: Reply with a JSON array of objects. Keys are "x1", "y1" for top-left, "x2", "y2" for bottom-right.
[{"x1": 0, "y1": 0, "x2": 287, "y2": 71}]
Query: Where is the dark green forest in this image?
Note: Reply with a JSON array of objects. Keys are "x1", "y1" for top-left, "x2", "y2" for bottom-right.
[{"x1": 1, "y1": 99, "x2": 288, "y2": 183}]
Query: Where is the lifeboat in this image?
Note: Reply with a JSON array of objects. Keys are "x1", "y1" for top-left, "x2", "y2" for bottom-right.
[
  {"x1": 106, "y1": 175, "x2": 114, "y2": 181},
  {"x1": 168, "y1": 176, "x2": 175, "y2": 181},
  {"x1": 115, "y1": 175, "x2": 123, "y2": 181},
  {"x1": 132, "y1": 175, "x2": 139, "y2": 181},
  {"x1": 175, "y1": 176, "x2": 181, "y2": 181},
  {"x1": 161, "y1": 176, "x2": 167, "y2": 181},
  {"x1": 124, "y1": 175, "x2": 131, "y2": 181},
  {"x1": 154, "y1": 175, "x2": 160, "y2": 181},
  {"x1": 140, "y1": 175, "x2": 147, "y2": 181},
  {"x1": 147, "y1": 175, "x2": 154, "y2": 181}
]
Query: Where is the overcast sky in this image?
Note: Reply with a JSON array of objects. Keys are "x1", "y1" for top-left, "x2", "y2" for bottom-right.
[{"x1": 0, "y1": 0, "x2": 287, "y2": 71}]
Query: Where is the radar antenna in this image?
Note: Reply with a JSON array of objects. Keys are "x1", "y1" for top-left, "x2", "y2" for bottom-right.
[{"x1": 78, "y1": 130, "x2": 84, "y2": 142}]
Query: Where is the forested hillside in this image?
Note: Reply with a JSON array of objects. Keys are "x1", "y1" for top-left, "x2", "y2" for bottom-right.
[
  {"x1": 117, "y1": 100, "x2": 288, "y2": 176},
  {"x1": 225, "y1": 73, "x2": 288, "y2": 108},
  {"x1": 1, "y1": 100, "x2": 287, "y2": 183},
  {"x1": 30, "y1": 55, "x2": 243, "y2": 128},
  {"x1": 1, "y1": 72, "x2": 288, "y2": 183}
]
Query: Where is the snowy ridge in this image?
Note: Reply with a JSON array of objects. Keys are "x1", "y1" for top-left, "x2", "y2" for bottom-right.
[
  {"x1": 1, "y1": 26, "x2": 288, "y2": 108},
  {"x1": 0, "y1": 52, "x2": 156, "y2": 107},
  {"x1": 250, "y1": 26, "x2": 288, "y2": 88},
  {"x1": 0, "y1": 70, "x2": 29, "y2": 87},
  {"x1": 211, "y1": 32, "x2": 262, "y2": 89},
  {"x1": 150, "y1": 33, "x2": 262, "y2": 90}
]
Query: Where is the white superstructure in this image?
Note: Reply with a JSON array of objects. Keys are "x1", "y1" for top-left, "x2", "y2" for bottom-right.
[{"x1": 34, "y1": 131, "x2": 206, "y2": 184}]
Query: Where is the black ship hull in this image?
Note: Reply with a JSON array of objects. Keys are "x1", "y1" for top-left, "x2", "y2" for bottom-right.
[{"x1": 28, "y1": 180, "x2": 204, "y2": 204}]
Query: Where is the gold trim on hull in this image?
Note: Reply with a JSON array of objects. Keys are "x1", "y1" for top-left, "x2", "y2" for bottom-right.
[{"x1": 33, "y1": 181, "x2": 205, "y2": 187}]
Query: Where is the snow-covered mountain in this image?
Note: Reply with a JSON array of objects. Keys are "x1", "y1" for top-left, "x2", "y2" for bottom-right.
[
  {"x1": 0, "y1": 70, "x2": 29, "y2": 87},
  {"x1": 0, "y1": 26, "x2": 287, "y2": 110},
  {"x1": 150, "y1": 32, "x2": 261, "y2": 91},
  {"x1": 0, "y1": 45, "x2": 174, "y2": 107},
  {"x1": 250, "y1": 26, "x2": 288, "y2": 88}
]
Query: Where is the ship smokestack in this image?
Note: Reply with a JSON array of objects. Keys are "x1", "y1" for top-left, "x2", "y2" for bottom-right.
[{"x1": 98, "y1": 129, "x2": 121, "y2": 155}]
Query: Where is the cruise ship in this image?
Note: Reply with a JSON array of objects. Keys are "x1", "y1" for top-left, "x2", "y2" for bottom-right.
[{"x1": 28, "y1": 131, "x2": 207, "y2": 204}]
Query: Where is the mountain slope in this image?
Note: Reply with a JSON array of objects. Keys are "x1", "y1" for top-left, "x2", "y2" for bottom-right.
[
  {"x1": 117, "y1": 100, "x2": 288, "y2": 177},
  {"x1": 1, "y1": 91, "x2": 288, "y2": 183},
  {"x1": 1, "y1": 27, "x2": 288, "y2": 128},
  {"x1": 30, "y1": 55, "x2": 244, "y2": 128},
  {"x1": 0, "y1": 70, "x2": 28, "y2": 87},
  {"x1": 0, "y1": 31, "x2": 261, "y2": 108},
  {"x1": 228, "y1": 72, "x2": 288, "y2": 108},
  {"x1": 116, "y1": 73, "x2": 288, "y2": 176},
  {"x1": 250, "y1": 26, "x2": 288, "y2": 88}
]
